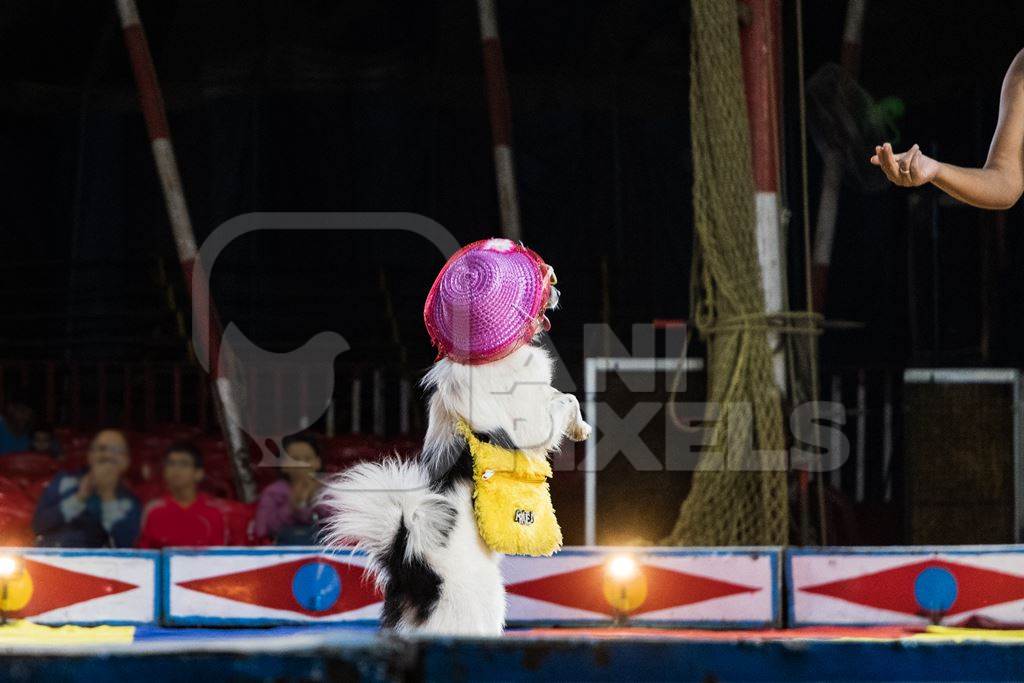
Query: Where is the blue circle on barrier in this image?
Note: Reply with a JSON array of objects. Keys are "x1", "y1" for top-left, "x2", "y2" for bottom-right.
[
  {"x1": 914, "y1": 567, "x2": 958, "y2": 613},
  {"x1": 292, "y1": 562, "x2": 341, "y2": 612}
]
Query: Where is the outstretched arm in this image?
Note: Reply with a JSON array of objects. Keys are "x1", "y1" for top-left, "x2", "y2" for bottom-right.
[{"x1": 870, "y1": 49, "x2": 1024, "y2": 210}]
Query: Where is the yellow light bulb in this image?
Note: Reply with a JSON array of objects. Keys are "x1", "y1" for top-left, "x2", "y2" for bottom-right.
[
  {"x1": 0, "y1": 556, "x2": 19, "y2": 580},
  {"x1": 603, "y1": 554, "x2": 647, "y2": 617},
  {"x1": 606, "y1": 554, "x2": 639, "y2": 581}
]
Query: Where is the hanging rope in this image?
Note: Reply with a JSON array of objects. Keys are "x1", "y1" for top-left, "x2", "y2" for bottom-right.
[
  {"x1": 663, "y1": 0, "x2": 822, "y2": 547},
  {"x1": 794, "y1": 0, "x2": 829, "y2": 545}
]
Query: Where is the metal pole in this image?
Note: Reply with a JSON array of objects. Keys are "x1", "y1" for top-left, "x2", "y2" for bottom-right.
[
  {"x1": 172, "y1": 365, "x2": 182, "y2": 424},
  {"x1": 97, "y1": 363, "x2": 108, "y2": 425},
  {"x1": 829, "y1": 373, "x2": 843, "y2": 489},
  {"x1": 350, "y1": 377, "x2": 362, "y2": 434},
  {"x1": 372, "y1": 369, "x2": 385, "y2": 437},
  {"x1": 45, "y1": 362, "x2": 57, "y2": 425},
  {"x1": 583, "y1": 358, "x2": 597, "y2": 546},
  {"x1": 114, "y1": 0, "x2": 256, "y2": 500},
  {"x1": 123, "y1": 364, "x2": 133, "y2": 428},
  {"x1": 882, "y1": 370, "x2": 893, "y2": 502},
  {"x1": 738, "y1": 0, "x2": 786, "y2": 393},
  {"x1": 326, "y1": 398, "x2": 336, "y2": 438},
  {"x1": 476, "y1": 0, "x2": 522, "y2": 240},
  {"x1": 855, "y1": 368, "x2": 867, "y2": 503},
  {"x1": 399, "y1": 378, "x2": 411, "y2": 435},
  {"x1": 811, "y1": 0, "x2": 867, "y2": 311}
]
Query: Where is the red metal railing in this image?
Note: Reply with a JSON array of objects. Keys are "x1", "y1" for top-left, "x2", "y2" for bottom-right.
[{"x1": 0, "y1": 359, "x2": 419, "y2": 439}]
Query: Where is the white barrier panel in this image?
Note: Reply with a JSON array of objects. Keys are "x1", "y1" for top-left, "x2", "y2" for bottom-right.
[
  {"x1": 0, "y1": 548, "x2": 159, "y2": 625},
  {"x1": 788, "y1": 546, "x2": 1024, "y2": 626},
  {"x1": 165, "y1": 546, "x2": 782, "y2": 627},
  {"x1": 164, "y1": 548, "x2": 381, "y2": 626},
  {"x1": 505, "y1": 547, "x2": 781, "y2": 627}
]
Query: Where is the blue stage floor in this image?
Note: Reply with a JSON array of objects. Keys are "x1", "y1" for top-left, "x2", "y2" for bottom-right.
[{"x1": 5, "y1": 624, "x2": 1024, "y2": 681}]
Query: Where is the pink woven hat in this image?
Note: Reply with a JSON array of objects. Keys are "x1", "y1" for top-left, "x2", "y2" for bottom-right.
[{"x1": 424, "y1": 238, "x2": 555, "y2": 365}]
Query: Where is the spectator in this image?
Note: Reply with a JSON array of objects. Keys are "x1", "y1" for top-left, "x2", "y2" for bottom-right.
[
  {"x1": 137, "y1": 442, "x2": 226, "y2": 549},
  {"x1": 30, "y1": 424, "x2": 59, "y2": 457},
  {"x1": 32, "y1": 428, "x2": 140, "y2": 548},
  {"x1": 0, "y1": 399, "x2": 33, "y2": 455},
  {"x1": 254, "y1": 434, "x2": 329, "y2": 545}
]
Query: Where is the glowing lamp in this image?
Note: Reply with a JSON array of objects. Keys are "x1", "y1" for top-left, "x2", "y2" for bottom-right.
[
  {"x1": 0, "y1": 555, "x2": 30, "y2": 624},
  {"x1": 607, "y1": 555, "x2": 639, "y2": 581},
  {"x1": 0, "y1": 556, "x2": 19, "y2": 580},
  {"x1": 602, "y1": 553, "x2": 647, "y2": 625}
]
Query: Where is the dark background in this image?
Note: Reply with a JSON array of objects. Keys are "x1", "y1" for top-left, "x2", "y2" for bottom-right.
[
  {"x1": 4, "y1": 1, "x2": 1024, "y2": 543},
  {"x1": 4, "y1": 1, "x2": 1024, "y2": 373}
]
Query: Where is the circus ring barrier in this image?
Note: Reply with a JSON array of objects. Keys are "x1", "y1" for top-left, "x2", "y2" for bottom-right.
[{"x1": 1, "y1": 546, "x2": 1024, "y2": 680}]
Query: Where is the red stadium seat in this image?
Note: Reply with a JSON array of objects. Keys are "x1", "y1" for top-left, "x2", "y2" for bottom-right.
[
  {"x1": 0, "y1": 476, "x2": 37, "y2": 546},
  {"x1": 0, "y1": 477, "x2": 36, "y2": 509},
  {"x1": 150, "y1": 423, "x2": 202, "y2": 440},
  {"x1": 209, "y1": 498, "x2": 260, "y2": 545},
  {"x1": 62, "y1": 450, "x2": 87, "y2": 471},
  {"x1": 60, "y1": 433, "x2": 91, "y2": 452},
  {"x1": 200, "y1": 475, "x2": 236, "y2": 500},
  {"x1": 24, "y1": 476, "x2": 51, "y2": 501},
  {"x1": 194, "y1": 436, "x2": 227, "y2": 455},
  {"x1": 383, "y1": 436, "x2": 422, "y2": 458},
  {"x1": 323, "y1": 434, "x2": 387, "y2": 469},
  {"x1": 135, "y1": 435, "x2": 173, "y2": 455},
  {"x1": 129, "y1": 479, "x2": 166, "y2": 504},
  {"x1": 6, "y1": 425, "x2": 417, "y2": 546},
  {"x1": 0, "y1": 452, "x2": 59, "y2": 479}
]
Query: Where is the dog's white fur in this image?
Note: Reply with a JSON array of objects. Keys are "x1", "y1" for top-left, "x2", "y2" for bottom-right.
[{"x1": 320, "y1": 342, "x2": 589, "y2": 635}]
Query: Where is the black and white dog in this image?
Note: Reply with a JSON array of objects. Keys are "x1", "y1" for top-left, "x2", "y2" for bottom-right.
[{"x1": 320, "y1": 337, "x2": 590, "y2": 635}]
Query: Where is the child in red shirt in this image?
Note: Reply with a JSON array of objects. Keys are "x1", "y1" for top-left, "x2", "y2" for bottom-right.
[{"x1": 137, "y1": 442, "x2": 226, "y2": 549}]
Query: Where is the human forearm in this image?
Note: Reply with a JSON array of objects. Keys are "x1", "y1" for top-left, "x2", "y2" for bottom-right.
[
  {"x1": 32, "y1": 478, "x2": 81, "y2": 533},
  {"x1": 872, "y1": 51, "x2": 1024, "y2": 211},
  {"x1": 931, "y1": 162, "x2": 1024, "y2": 210}
]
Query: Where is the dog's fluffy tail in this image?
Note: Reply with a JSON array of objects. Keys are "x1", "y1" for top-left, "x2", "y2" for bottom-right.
[{"x1": 318, "y1": 458, "x2": 457, "y2": 589}]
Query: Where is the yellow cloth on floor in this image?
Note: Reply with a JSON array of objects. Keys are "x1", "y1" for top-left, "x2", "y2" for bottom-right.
[
  {"x1": 0, "y1": 620, "x2": 135, "y2": 646},
  {"x1": 457, "y1": 419, "x2": 562, "y2": 556},
  {"x1": 915, "y1": 625, "x2": 1024, "y2": 642}
]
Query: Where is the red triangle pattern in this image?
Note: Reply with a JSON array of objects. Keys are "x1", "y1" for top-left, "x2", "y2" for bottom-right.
[
  {"x1": 177, "y1": 557, "x2": 382, "y2": 616},
  {"x1": 802, "y1": 559, "x2": 1024, "y2": 616},
  {"x1": 8, "y1": 558, "x2": 138, "y2": 618},
  {"x1": 507, "y1": 563, "x2": 760, "y2": 616}
]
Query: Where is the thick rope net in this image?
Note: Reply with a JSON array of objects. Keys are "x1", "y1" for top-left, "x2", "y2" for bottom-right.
[{"x1": 663, "y1": 0, "x2": 811, "y2": 546}]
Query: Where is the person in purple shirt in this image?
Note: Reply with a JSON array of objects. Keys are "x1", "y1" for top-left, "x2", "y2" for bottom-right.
[{"x1": 254, "y1": 434, "x2": 330, "y2": 545}]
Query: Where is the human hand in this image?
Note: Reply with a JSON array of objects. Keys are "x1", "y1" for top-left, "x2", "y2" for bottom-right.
[
  {"x1": 76, "y1": 473, "x2": 95, "y2": 502},
  {"x1": 870, "y1": 142, "x2": 940, "y2": 187},
  {"x1": 290, "y1": 475, "x2": 318, "y2": 508}
]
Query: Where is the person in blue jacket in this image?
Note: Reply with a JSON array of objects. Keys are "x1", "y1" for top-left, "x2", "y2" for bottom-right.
[{"x1": 33, "y1": 428, "x2": 140, "y2": 548}]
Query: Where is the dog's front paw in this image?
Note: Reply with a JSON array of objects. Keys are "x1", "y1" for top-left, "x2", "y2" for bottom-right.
[{"x1": 568, "y1": 419, "x2": 592, "y2": 442}]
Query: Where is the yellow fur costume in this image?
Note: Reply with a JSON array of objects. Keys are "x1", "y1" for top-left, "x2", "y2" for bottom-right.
[{"x1": 456, "y1": 419, "x2": 562, "y2": 556}]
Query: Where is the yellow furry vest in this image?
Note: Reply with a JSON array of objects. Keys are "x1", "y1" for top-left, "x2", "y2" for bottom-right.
[{"x1": 456, "y1": 419, "x2": 562, "y2": 556}]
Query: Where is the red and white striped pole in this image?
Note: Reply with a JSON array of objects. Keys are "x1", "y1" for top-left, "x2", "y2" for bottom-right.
[
  {"x1": 476, "y1": 0, "x2": 522, "y2": 241},
  {"x1": 811, "y1": 0, "x2": 867, "y2": 312},
  {"x1": 114, "y1": 0, "x2": 257, "y2": 501},
  {"x1": 739, "y1": 0, "x2": 787, "y2": 392}
]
